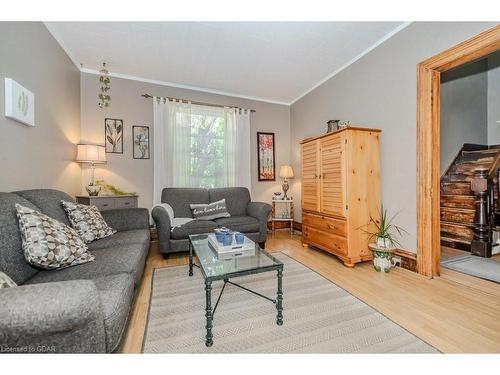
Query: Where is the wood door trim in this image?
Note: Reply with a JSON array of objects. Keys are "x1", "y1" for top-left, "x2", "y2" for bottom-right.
[{"x1": 417, "y1": 25, "x2": 500, "y2": 277}]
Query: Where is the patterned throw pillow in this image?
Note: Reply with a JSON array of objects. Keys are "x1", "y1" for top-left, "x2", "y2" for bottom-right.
[
  {"x1": 0, "y1": 271, "x2": 17, "y2": 289},
  {"x1": 15, "y1": 204, "x2": 94, "y2": 270},
  {"x1": 190, "y1": 199, "x2": 231, "y2": 221},
  {"x1": 61, "y1": 200, "x2": 116, "y2": 243}
]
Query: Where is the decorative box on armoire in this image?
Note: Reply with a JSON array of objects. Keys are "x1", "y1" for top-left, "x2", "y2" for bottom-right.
[{"x1": 300, "y1": 127, "x2": 381, "y2": 267}]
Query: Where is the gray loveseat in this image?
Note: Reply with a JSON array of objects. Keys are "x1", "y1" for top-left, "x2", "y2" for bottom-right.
[
  {"x1": 0, "y1": 189, "x2": 150, "y2": 353},
  {"x1": 152, "y1": 187, "x2": 271, "y2": 257}
]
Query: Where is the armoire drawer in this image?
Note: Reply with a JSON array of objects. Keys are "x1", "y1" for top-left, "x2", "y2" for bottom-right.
[
  {"x1": 302, "y1": 225, "x2": 348, "y2": 256},
  {"x1": 302, "y1": 212, "x2": 347, "y2": 237}
]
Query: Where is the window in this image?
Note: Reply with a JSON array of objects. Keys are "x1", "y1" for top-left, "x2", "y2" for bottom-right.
[{"x1": 186, "y1": 109, "x2": 226, "y2": 188}]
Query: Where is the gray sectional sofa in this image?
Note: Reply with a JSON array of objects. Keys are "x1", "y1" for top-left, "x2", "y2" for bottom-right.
[
  {"x1": 152, "y1": 187, "x2": 272, "y2": 257},
  {"x1": 0, "y1": 189, "x2": 150, "y2": 353}
]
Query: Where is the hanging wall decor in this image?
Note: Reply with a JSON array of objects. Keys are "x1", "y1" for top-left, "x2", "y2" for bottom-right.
[
  {"x1": 98, "y1": 62, "x2": 111, "y2": 108},
  {"x1": 4, "y1": 78, "x2": 35, "y2": 126},
  {"x1": 132, "y1": 126, "x2": 150, "y2": 159},
  {"x1": 105, "y1": 118, "x2": 123, "y2": 153},
  {"x1": 257, "y1": 132, "x2": 276, "y2": 181}
]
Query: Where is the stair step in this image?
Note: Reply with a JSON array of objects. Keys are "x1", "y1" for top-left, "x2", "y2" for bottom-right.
[
  {"x1": 440, "y1": 221, "x2": 475, "y2": 240},
  {"x1": 447, "y1": 173, "x2": 475, "y2": 182},
  {"x1": 461, "y1": 149, "x2": 500, "y2": 162},
  {"x1": 452, "y1": 161, "x2": 492, "y2": 174},
  {"x1": 441, "y1": 235, "x2": 471, "y2": 245},
  {"x1": 440, "y1": 194, "x2": 475, "y2": 208},
  {"x1": 462, "y1": 148, "x2": 499, "y2": 155},
  {"x1": 440, "y1": 207, "x2": 475, "y2": 224},
  {"x1": 441, "y1": 182, "x2": 471, "y2": 195},
  {"x1": 440, "y1": 236, "x2": 472, "y2": 251}
]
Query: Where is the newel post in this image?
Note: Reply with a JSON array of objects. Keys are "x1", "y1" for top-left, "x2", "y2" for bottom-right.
[{"x1": 470, "y1": 168, "x2": 492, "y2": 257}]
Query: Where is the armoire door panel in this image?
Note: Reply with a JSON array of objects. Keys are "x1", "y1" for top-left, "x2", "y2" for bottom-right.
[
  {"x1": 301, "y1": 140, "x2": 320, "y2": 212},
  {"x1": 319, "y1": 134, "x2": 346, "y2": 217}
]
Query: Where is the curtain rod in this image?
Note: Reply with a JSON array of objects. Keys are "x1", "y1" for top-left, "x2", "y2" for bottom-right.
[{"x1": 141, "y1": 94, "x2": 256, "y2": 113}]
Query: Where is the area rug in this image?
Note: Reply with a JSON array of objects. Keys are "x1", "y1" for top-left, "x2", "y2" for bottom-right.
[
  {"x1": 142, "y1": 253, "x2": 438, "y2": 353},
  {"x1": 441, "y1": 255, "x2": 500, "y2": 283}
]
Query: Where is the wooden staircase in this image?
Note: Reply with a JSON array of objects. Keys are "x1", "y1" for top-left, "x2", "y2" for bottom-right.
[{"x1": 440, "y1": 145, "x2": 500, "y2": 251}]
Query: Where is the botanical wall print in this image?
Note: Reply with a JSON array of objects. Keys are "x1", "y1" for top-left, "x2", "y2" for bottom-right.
[
  {"x1": 105, "y1": 118, "x2": 123, "y2": 153},
  {"x1": 133, "y1": 126, "x2": 150, "y2": 159},
  {"x1": 257, "y1": 132, "x2": 275, "y2": 181},
  {"x1": 4, "y1": 78, "x2": 35, "y2": 127}
]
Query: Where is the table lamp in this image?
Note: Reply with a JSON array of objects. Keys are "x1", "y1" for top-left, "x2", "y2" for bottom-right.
[
  {"x1": 279, "y1": 165, "x2": 294, "y2": 200},
  {"x1": 76, "y1": 144, "x2": 106, "y2": 196}
]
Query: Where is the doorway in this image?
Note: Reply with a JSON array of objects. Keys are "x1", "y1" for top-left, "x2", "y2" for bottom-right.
[{"x1": 416, "y1": 25, "x2": 500, "y2": 278}]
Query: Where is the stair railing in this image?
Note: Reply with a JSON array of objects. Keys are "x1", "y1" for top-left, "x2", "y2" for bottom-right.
[{"x1": 470, "y1": 168, "x2": 491, "y2": 257}]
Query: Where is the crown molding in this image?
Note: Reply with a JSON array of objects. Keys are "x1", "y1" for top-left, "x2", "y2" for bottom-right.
[
  {"x1": 290, "y1": 21, "x2": 413, "y2": 105},
  {"x1": 80, "y1": 68, "x2": 291, "y2": 106}
]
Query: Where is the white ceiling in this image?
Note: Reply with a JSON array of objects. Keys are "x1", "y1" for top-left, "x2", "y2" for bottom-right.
[{"x1": 45, "y1": 22, "x2": 406, "y2": 104}]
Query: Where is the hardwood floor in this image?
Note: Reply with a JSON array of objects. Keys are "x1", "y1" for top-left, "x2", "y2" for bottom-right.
[{"x1": 120, "y1": 231, "x2": 500, "y2": 353}]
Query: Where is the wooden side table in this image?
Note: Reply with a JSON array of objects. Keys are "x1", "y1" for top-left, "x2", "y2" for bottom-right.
[
  {"x1": 271, "y1": 199, "x2": 294, "y2": 235},
  {"x1": 76, "y1": 195, "x2": 138, "y2": 211}
]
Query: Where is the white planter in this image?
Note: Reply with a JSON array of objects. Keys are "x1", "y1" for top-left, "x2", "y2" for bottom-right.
[
  {"x1": 369, "y1": 242, "x2": 396, "y2": 273},
  {"x1": 376, "y1": 236, "x2": 391, "y2": 248}
]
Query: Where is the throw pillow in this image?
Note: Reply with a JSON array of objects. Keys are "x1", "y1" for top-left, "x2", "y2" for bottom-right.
[
  {"x1": 61, "y1": 200, "x2": 116, "y2": 243},
  {"x1": 15, "y1": 204, "x2": 95, "y2": 270},
  {"x1": 0, "y1": 271, "x2": 17, "y2": 289},
  {"x1": 190, "y1": 199, "x2": 231, "y2": 221}
]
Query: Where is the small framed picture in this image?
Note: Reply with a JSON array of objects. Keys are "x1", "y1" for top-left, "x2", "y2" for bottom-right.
[
  {"x1": 132, "y1": 126, "x2": 150, "y2": 159},
  {"x1": 257, "y1": 132, "x2": 275, "y2": 181},
  {"x1": 105, "y1": 118, "x2": 123, "y2": 154}
]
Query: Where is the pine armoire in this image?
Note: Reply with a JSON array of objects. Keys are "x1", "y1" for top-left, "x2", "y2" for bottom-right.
[{"x1": 300, "y1": 127, "x2": 381, "y2": 267}]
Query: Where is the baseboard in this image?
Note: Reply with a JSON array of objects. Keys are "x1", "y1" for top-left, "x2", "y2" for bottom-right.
[{"x1": 393, "y1": 249, "x2": 417, "y2": 272}]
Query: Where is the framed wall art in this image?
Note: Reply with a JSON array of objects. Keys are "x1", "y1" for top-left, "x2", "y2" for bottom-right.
[
  {"x1": 105, "y1": 118, "x2": 123, "y2": 153},
  {"x1": 133, "y1": 126, "x2": 150, "y2": 159},
  {"x1": 257, "y1": 132, "x2": 275, "y2": 181},
  {"x1": 4, "y1": 78, "x2": 35, "y2": 127}
]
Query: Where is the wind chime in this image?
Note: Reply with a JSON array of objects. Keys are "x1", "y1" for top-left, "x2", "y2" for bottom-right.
[{"x1": 98, "y1": 62, "x2": 111, "y2": 108}]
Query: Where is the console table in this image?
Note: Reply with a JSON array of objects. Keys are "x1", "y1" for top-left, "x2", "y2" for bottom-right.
[{"x1": 76, "y1": 195, "x2": 138, "y2": 211}]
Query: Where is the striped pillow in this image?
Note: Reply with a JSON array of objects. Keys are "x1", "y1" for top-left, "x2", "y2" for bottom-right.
[{"x1": 190, "y1": 199, "x2": 231, "y2": 221}]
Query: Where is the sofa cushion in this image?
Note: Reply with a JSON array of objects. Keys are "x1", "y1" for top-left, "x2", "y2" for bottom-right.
[
  {"x1": 15, "y1": 189, "x2": 74, "y2": 226},
  {"x1": 61, "y1": 200, "x2": 116, "y2": 243},
  {"x1": 93, "y1": 273, "x2": 134, "y2": 352},
  {"x1": 88, "y1": 229, "x2": 150, "y2": 251},
  {"x1": 190, "y1": 199, "x2": 231, "y2": 221},
  {"x1": 214, "y1": 216, "x2": 260, "y2": 233},
  {"x1": 26, "y1": 243, "x2": 147, "y2": 287},
  {"x1": 0, "y1": 193, "x2": 39, "y2": 285},
  {"x1": 170, "y1": 220, "x2": 218, "y2": 240},
  {"x1": 209, "y1": 187, "x2": 250, "y2": 216},
  {"x1": 161, "y1": 188, "x2": 209, "y2": 218},
  {"x1": 15, "y1": 204, "x2": 95, "y2": 270},
  {"x1": 0, "y1": 271, "x2": 17, "y2": 288}
]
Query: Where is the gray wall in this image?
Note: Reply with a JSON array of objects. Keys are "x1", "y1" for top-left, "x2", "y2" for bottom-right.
[
  {"x1": 290, "y1": 22, "x2": 498, "y2": 252},
  {"x1": 80, "y1": 73, "x2": 290, "y2": 209},
  {"x1": 488, "y1": 52, "x2": 500, "y2": 145},
  {"x1": 440, "y1": 60, "x2": 488, "y2": 174},
  {"x1": 0, "y1": 22, "x2": 81, "y2": 195}
]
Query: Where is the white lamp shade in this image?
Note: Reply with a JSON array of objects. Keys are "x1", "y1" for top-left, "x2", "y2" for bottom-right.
[
  {"x1": 76, "y1": 144, "x2": 106, "y2": 163},
  {"x1": 279, "y1": 165, "x2": 294, "y2": 179}
]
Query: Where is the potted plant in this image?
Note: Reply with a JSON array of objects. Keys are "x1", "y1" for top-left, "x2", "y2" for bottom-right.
[{"x1": 362, "y1": 205, "x2": 407, "y2": 272}]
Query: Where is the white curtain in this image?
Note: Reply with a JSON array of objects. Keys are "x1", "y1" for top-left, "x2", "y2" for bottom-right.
[
  {"x1": 153, "y1": 98, "x2": 251, "y2": 206},
  {"x1": 224, "y1": 108, "x2": 251, "y2": 189}
]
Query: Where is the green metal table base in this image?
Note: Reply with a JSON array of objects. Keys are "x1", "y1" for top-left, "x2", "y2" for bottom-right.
[{"x1": 189, "y1": 240, "x2": 283, "y2": 347}]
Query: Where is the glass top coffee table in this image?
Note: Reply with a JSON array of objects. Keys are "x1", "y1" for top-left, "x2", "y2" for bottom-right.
[{"x1": 188, "y1": 233, "x2": 284, "y2": 347}]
